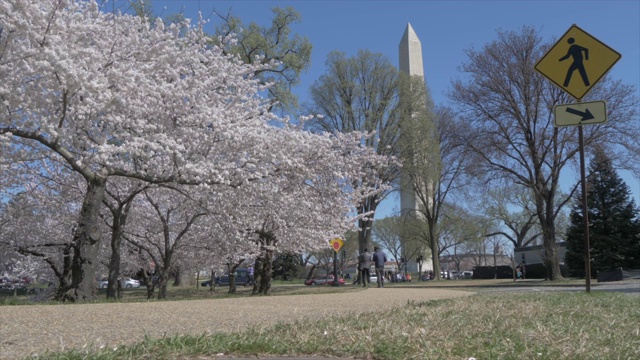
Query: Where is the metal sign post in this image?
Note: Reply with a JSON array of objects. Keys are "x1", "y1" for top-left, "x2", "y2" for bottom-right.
[
  {"x1": 329, "y1": 238, "x2": 344, "y2": 287},
  {"x1": 535, "y1": 24, "x2": 621, "y2": 293},
  {"x1": 578, "y1": 123, "x2": 592, "y2": 292}
]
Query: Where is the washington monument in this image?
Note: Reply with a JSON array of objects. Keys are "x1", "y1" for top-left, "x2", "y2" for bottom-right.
[
  {"x1": 399, "y1": 23, "x2": 424, "y2": 217},
  {"x1": 398, "y1": 23, "x2": 436, "y2": 274}
]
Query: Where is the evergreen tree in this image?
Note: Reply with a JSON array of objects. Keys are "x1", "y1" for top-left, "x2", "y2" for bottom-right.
[
  {"x1": 565, "y1": 148, "x2": 640, "y2": 277},
  {"x1": 272, "y1": 253, "x2": 302, "y2": 281}
]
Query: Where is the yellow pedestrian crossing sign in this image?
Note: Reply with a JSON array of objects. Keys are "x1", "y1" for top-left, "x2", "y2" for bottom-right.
[{"x1": 535, "y1": 25, "x2": 621, "y2": 100}]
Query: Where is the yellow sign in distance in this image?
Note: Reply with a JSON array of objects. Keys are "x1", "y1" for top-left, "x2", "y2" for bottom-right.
[
  {"x1": 329, "y1": 238, "x2": 344, "y2": 253},
  {"x1": 535, "y1": 25, "x2": 621, "y2": 100},
  {"x1": 554, "y1": 101, "x2": 607, "y2": 127}
]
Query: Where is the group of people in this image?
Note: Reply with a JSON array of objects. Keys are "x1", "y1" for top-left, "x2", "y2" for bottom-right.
[{"x1": 356, "y1": 246, "x2": 387, "y2": 288}]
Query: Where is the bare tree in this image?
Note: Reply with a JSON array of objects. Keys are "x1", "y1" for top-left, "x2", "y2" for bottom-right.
[
  {"x1": 399, "y1": 72, "x2": 474, "y2": 280},
  {"x1": 450, "y1": 26, "x2": 639, "y2": 280},
  {"x1": 372, "y1": 216, "x2": 423, "y2": 273},
  {"x1": 481, "y1": 182, "x2": 542, "y2": 249},
  {"x1": 306, "y1": 50, "x2": 403, "y2": 253},
  {"x1": 125, "y1": 187, "x2": 207, "y2": 299}
]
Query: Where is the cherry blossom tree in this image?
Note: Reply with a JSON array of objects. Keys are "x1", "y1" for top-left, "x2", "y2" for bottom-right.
[
  {"x1": 1, "y1": 0, "x2": 300, "y2": 301},
  {"x1": 122, "y1": 186, "x2": 210, "y2": 299},
  {"x1": 1, "y1": 1, "x2": 394, "y2": 301},
  {"x1": 100, "y1": 178, "x2": 148, "y2": 299},
  {"x1": 0, "y1": 159, "x2": 83, "y2": 299}
]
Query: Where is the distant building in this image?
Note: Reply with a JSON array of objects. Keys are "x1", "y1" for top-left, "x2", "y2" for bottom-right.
[
  {"x1": 440, "y1": 253, "x2": 512, "y2": 272},
  {"x1": 514, "y1": 242, "x2": 568, "y2": 266}
]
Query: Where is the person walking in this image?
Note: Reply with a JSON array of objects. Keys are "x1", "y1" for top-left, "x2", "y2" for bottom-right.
[
  {"x1": 248, "y1": 265, "x2": 255, "y2": 286},
  {"x1": 372, "y1": 246, "x2": 387, "y2": 288},
  {"x1": 353, "y1": 251, "x2": 362, "y2": 285},
  {"x1": 360, "y1": 248, "x2": 372, "y2": 288}
]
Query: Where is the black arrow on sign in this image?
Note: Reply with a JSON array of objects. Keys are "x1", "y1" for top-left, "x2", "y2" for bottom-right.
[{"x1": 565, "y1": 107, "x2": 594, "y2": 121}]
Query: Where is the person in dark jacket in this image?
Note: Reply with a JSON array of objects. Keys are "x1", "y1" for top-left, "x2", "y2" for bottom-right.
[
  {"x1": 359, "y1": 249, "x2": 372, "y2": 288},
  {"x1": 372, "y1": 246, "x2": 387, "y2": 288}
]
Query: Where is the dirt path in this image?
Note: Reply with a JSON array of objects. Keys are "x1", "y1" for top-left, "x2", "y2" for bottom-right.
[{"x1": 0, "y1": 288, "x2": 472, "y2": 360}]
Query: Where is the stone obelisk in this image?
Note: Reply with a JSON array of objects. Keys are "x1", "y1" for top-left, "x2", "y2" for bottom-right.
[{"x1": 399, "y1": 23, "x2": 424, "y2": 218}]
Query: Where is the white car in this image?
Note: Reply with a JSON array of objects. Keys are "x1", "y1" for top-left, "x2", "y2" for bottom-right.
[
  {"x1": 121, "y1": 277, "x2": 140, "y2": 288},
  {"x1": 98, "y1": 277, "x2": 140, "y2": 289},
  {"x1": 441, "y1": 271, "x2": 461, "y2": 279}
]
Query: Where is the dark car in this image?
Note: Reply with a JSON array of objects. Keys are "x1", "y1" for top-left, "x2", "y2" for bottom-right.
[{"x1": 202, "y1": 268, "x2": 252, "y2": 287}]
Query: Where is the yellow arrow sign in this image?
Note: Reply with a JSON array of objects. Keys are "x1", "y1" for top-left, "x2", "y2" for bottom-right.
[
  {"x1": 329, "y1": 238, "x2": 344, "y2": 253},
  {"x1": 535, "y1": 25, "x2": 621, "y2": 100}
]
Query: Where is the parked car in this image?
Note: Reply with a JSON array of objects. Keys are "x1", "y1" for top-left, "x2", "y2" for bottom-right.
[
  {"x1": 202, "y1": 268, "x2": 252, "y2": 287},
  {"x1": 304, "y1": 274, "x2": 345, "y2": 286},
  {"x1": 122, "y1": 277, "x2": 140, "y2": 288},
  {"x1": 98, "y1": 277, "x2": 140, "y2": 289},
  {"x1": 441, "y1": 270, "x2": 461, "y2": 279},
  {"x1": 461, "y1": 270, "x2": 474, "y2": 279}
]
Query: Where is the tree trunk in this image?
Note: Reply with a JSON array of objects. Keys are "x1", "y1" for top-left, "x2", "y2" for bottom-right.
[
  {"x1": 429, "y1": 224, "x2": 441, "y2": 280},
  {"x1": 173, "y1": 265, "x2": 182, "y2": 287},
  {"x1": 209, "y1": 269, "x2": 216, "y2": 293},
  {"x1": 64, "y1": 177, "x2": 107, "y2": 302},
  {"x1": 106, "y1": 241, "x2": 120, "y2": 299},
  {"x1": 228, "y1": 272, "x2": 237, "y2": 294},
  {"x1": 357, "y1": 199, "x2": 378, "y2": 252},
  {"x1": 253, "y1": 231, "x2": 276, "y2": 295},
  {"x1": 138, "y1": 269, "x2": 156, "y2": 299},
  {"x1": 106, "y1": 204, "x2": 130, "y2": 299},
  {"x1": 252, "y1": 257, "x2": 262, "y2": 295},
  {"x1": 53, "y1": 244, "x2": 73, "y2": 301},
  {"x1": 157, "y1": 270, "x2": 169, "y2": 299},
  {"x1": 227, "y1": 263, "x2": 242, "y2": 294},
  {"x1": 357, "y1": 206, "x2": 376, "y2": 285},
  {"x1": 493, "y1": 251, "x2": 498, "y2": 279},
  {"x1": 542, "y1": 225, "x2": 562, "y2": 280},
  {"x1": 538, "y1": 194, "x2": 563, "y2": 281},
  {"x1": 258, "y1": 249, "x2": 274, "y2": 295}
]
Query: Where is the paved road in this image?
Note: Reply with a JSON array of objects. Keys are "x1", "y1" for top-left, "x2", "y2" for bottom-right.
[{"x1": 477, "y1": 280, "x2": 640, "y2": 295}]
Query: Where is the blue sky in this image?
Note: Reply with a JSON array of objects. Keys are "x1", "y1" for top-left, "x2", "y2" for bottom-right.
[{"x1": 143, "y1": 0, "x2": 640, "y2": 217}]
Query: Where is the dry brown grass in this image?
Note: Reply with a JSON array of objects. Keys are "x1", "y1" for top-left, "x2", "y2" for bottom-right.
[{"x1": 33, "y1": 290, "x2": 640, "y2": 360}]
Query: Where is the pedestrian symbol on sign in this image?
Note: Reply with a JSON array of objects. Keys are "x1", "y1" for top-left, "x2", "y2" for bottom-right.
[{"x1": 559, "y1": 37, "x2": 590, "y2": 87}]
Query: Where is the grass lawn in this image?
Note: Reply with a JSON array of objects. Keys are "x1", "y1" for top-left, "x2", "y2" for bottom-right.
[{"x1": 25, "y1": 281, "x2": 640, "y2": 360}]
